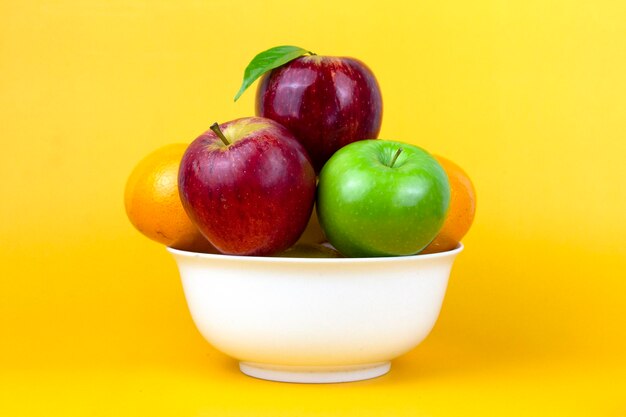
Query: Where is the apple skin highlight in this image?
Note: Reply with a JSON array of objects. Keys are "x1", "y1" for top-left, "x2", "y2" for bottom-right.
[
  {"x1": 178, "y1": 117, "x2": 317, "y2": 256},
  {"x1": 256, "y1": 55, "x2": 383, "y2": 173}
]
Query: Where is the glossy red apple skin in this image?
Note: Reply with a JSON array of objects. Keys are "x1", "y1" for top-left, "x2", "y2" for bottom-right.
[
  {"x1": 178, "y1": 117, "x2": 316, "y2": 256},
  {"x1": 256, "y1": 55, "x2": 383, "y2": 172}
]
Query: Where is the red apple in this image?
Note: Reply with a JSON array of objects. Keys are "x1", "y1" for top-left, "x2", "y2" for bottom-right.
[
  {"x1": 256, "y1": 55, "x2": 383, "y2": 172},
  {"x1": 178, "y1": 117, "x2": 317, "y2": 256}
]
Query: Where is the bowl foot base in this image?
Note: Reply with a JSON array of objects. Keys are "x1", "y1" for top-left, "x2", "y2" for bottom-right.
[{"x1": 239, "y1": 361, "x2": 391, "y2": 383}]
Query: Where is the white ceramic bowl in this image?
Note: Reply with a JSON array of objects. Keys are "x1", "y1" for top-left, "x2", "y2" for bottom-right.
[{"x1": 167, "y1": 244, "x2": 463, "y2": 383}]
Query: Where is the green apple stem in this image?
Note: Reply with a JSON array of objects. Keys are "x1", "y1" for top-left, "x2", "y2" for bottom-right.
[
  {"x1": 210, "y1": 122, "x2": 230, "y2": 146},
  {"x1": 389, "y1": 147, "x2": 403, "y2": 168}
]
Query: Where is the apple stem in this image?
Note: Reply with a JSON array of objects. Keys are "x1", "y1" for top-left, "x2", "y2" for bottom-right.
[
  {"x1": 308, "y1": 51, "x2": 317, "y2": 56},
  {"x1": 389, "y1": 147, "x2": 403, "y2": 168},
  {"x1": 210, "y1": 122, "x2": 230, "y2": 146}
]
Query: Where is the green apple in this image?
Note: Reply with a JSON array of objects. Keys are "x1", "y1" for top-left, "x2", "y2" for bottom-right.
[{"x1": 316, "y1": 140, "x2": 450, "y2": 257}]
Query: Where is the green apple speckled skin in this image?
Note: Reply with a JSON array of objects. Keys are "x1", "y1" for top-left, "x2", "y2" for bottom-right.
[{"x1": 317, "y1": 140, "x2": 450, "y2": 257}]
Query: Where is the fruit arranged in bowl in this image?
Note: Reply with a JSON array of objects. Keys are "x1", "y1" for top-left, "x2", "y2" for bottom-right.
[{"x1": 124, "y1": 45, "x2": 476, "y2": 383}]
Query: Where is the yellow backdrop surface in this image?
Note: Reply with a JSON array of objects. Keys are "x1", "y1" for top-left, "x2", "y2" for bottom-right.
[{"x1": 1, "y1": 0, "x2": 625, "y2": 415}]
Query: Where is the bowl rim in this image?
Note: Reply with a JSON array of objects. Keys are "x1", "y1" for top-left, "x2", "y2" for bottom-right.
[{"x1": 166, "y1": 243, "x2": 463, "y2": 264}]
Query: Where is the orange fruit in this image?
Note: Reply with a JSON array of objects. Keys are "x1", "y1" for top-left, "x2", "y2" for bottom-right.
[
  {"x1": 421, "y1": 155, "x2": 476, "y2": 254},
  {"x1": 124, "y1": 144, "x2": 216, "y2": 253}
]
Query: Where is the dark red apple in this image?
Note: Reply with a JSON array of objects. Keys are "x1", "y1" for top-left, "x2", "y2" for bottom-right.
[
  {"x1": 256, "y1": 55, "x2": 383, "y2": 172},
  {"x1": 178, "y1": 117, "x2": 316, "y2": 256}
]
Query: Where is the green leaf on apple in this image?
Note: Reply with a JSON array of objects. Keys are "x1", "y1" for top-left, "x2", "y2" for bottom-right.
[{"x1": 234, "y1": 45, "x2": 313, "y2": 102}]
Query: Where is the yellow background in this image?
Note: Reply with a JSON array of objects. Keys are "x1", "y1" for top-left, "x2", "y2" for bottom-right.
[{"x1": 1, "y1": 0, "x2": 625, "y2": 415}]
